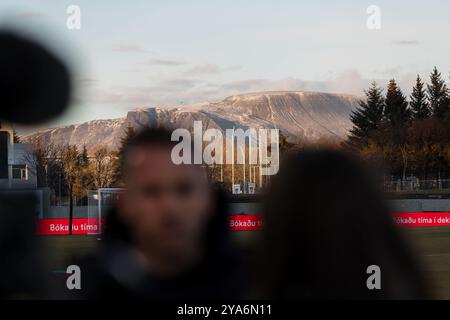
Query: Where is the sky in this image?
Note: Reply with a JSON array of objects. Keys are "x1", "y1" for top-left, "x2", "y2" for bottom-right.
[{"x1": 1, "y1": 0, "x2": 450, "y2": 132}]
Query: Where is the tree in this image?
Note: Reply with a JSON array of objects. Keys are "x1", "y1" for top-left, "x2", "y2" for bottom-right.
[
  {"x1": 347, "y1": 81, "x2": 384, "y2": 150},
  {"x1": 350, "y1": 72, "x2": 450, "y2": 186},
  {"x1": 407, "y1": 118, "x2": 447, "y2": 180},
  {"x1": 410, "y1": 75, "x2": 430, "y2": 120},
  {"x1": 382, "y1": 80, "x2": 411, "y2": 183},
  {"x1": 91, "y1": 147, "x2": 115, "y2": 189},
  {"x1": 384, "y1": 79, "x2": 411, "y2": 128},
  {"x1": 80, "y1": 145, "x2": 89, "y2": 166},
  {"x1": 13, "y1": 130, "x2": 20, "y2": 143},
  {"x1": 74, "y1": 146, "x2": 91, "y2": 204},
  {"x1": 23, "y1": 138, "x2": 62, "y2": 191},
  {"x1": 112, "y1": 126, "x2": 136, "y2": 185},
  {"x1": 60, "y1": 145, "x2": 81, "y2": 235},
  {"x1": 427, "y1": 67, "x2": 450, "y2": 120}
]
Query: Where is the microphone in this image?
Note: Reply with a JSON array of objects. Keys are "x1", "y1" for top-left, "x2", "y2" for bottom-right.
[{"x1": 0, "y1": 31, "x2": 72, "y2": 124}]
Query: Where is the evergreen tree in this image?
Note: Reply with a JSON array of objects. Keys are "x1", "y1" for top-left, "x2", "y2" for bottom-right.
[
  {"x1": 78, "y1": 146, "x2": 91, "y2": 203},
  {"x1": 410, "y1": 75, "x2": 430, "y2": 120},
  {"x1": 79, "y1": 145, "x2": 89, "y2": 167},
  {"x1": 384, "y1": 79, "x2": 411, "y2": 127},
  {"x1": 13, "y1": 130, "x2": 20, "y2": 143},
  {"x1": 347, "y1": 81, "x2": 384, "y2": 149},
  {"x1": 427, "y1": 67, "x2": 450, "y2": 119},
  {"x1": 113, "y1": 126, "x2": 136, "y2": 184}
]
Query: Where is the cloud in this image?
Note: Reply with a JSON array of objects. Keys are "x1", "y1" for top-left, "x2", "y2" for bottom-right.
[
  {"x1": 149, "y1": 59, "x2": 187, "y2": 66},
  {"x1": 84, "y1": 68, "x2": 420, "y2": 108},
  {"x1": 85, "y1": 79, "x2": 200, "y2": 106},
  {"x1": 16, "y1": 11, "x2": 49, "y2": 19},
  {"x1": 184, "y1": 64, "x2": 242, "y2": 76},
  {"x1": 111, "y1": 44, "x2": 147, "y2": 53},
  {"x1": 216, "y1": 71, "x2": 368, "y2": 97},
  {"x1": 185, "y1": 64, "x2": 221, "y2": 75},
  {"x1": 84, "y1": 73, "x2": 363, "y2": 107},
  {"x1": 373, "y1": 66, "x2": 405, "y2": 75},
  {"x1": 77, "y1": 78, "x2": 97, "y2": 87},
  {"x1": 153, "y1": 79, "x2": 199, "y2": 91},
  {"x1": 392, "y1": 40, "x2": 419, "y2": 46},
  {"x1": 224, "y1": 65, "x2": 242, "y2": 72}
]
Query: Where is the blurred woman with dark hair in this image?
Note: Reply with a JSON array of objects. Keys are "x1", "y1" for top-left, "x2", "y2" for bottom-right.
[{"x1": 254, "y1": 149, "x2": 429, "y2": 299}]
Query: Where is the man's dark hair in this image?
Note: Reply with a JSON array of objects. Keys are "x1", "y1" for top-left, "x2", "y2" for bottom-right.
[
  {"x1": 121, "y1": 127, "x2": 178, "y2": 177},
  {"x1": 127, "y1": 126, "x2": 176, "y2": 150}
]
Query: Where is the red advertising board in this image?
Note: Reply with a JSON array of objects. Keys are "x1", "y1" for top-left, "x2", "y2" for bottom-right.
[
  {"x1": 228, "y1": 213, "x2": 450, "y2": 230},
  {"x1": 393, "y1": 212, "x2": 450, "y2": 227},
  {"x1": 37, "y1": 216, "x2": 265, "y2": 234},
  {"x1": 36, "y1": 218, "x2": 105, "y2": 235},
  {"x1": 228, "y1": 214, "x2": 263, "y2": 231},
  {"x1": 36, "y1": 212, "x2": 450, "y2": 235}
]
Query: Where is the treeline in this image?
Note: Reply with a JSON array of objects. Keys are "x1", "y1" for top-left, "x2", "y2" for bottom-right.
[
  {"x1": 27, "y1": 65, "x2": 450, "y2": 200},
  {"x1": 25, "y1": 140, "x2": 117, "y2": 206},
  {"x1": 346, "y1": 67, "x2": 450, "y2": 181}
]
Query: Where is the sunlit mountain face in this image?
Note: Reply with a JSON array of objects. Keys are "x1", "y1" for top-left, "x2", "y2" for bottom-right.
[{"x1": 22, "y1": 91, "x2": 359, "y2": 152}]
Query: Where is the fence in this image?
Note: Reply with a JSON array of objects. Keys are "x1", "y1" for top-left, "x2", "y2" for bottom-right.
[{"x1": 384, "y1": 179, "x2": 450, "y2": 192}]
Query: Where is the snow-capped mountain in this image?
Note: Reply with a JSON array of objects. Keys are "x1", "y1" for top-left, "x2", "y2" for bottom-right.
[{"x1": 21, "y1": 91, "x2": 360, "y2": 151}]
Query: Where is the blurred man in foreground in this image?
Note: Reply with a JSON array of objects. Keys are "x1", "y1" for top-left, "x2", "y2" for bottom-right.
[{"x1": 75, "y1": 128, "x2": 245, "y2": 299}]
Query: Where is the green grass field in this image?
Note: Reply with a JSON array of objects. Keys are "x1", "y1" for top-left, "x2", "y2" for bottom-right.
[
  {"x1": 41, "y1": 227, "x2": 450, "y2": 299},
  {"x1": 405, "y1": 227, "x2": 450, "y2": 298},
  {"x1": 41, "y1": 235, "x2": 100, "y2": 273}
]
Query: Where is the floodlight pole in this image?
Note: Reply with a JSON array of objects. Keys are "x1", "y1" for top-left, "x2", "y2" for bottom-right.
[
  {"x1": 97, "y1": 189, "x2": 102, "y2": 235},
  {"x1": 242, "y1": 144, "x2": 246, "y2": 193}
]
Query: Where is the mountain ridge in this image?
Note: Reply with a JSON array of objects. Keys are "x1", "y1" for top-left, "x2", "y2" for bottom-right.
[{"x1": 21, "y1": 91, "x2": 360, "y2": 151}]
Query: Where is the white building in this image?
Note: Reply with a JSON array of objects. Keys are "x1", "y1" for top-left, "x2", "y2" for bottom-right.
[{"x1": 0, "y1": 121, "x2": 37, "y2": 189}]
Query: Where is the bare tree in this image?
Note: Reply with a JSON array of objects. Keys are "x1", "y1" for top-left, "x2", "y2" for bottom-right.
[
  {"x1": 23, "y1": 138, "x2": 62, "y2": 191},
  {"x1": 60, "y1": 145, "x2": 81, "y2": 235},
  {"x1": 91, "y1": 146, "x2": 115, "y2": 189}
]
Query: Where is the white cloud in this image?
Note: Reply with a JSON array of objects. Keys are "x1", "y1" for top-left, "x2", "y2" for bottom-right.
[
  {"x1": 82, "y1": 68, "x2": 422, "y2": 109},
  {"x1": 149, "y1": 58, "x2": 187, "y2": 66},
  {"x1": 16, "y1": 11, "x2": 49, "y2": 19},
  {"x1": 392, "y1": 40, "x2": 420, "y2": 46},
  {"x1": 111, "y1": 44, "x2": 148, "y2": 53},
  {"x1": 184, "y1": 64, "x2": 242, "y2": 76}
]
